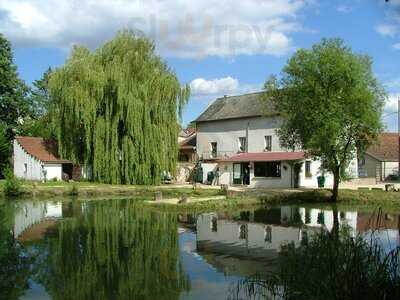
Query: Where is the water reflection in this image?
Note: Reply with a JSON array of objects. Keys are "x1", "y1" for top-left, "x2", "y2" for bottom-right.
[
  {"x1": 0, "y1": 200, "x2": 399, "y2": 300},
  {"x1": 2, "y1": 200, "x2": 190, "y2": 300},
  {"x1": 195, "y1": 206, "x2": 400, "y2": 275}
]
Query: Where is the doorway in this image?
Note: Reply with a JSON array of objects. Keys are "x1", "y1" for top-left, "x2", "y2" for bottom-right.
[{"x1": 233, "y1": 162, "x2": 250, "y2": 185}]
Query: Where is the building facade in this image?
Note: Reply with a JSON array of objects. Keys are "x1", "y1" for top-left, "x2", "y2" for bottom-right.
[
  {"x1": 13, "y1": 136, "x2": 79, "y2": 181},
  {"x1": 358, "y1": 133, "x2": 399, "y2": 181},
  {"x1": 195, "y1": 92, "x2": 358, "y2": 188}
]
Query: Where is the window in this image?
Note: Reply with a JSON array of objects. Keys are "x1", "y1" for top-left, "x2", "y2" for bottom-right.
[
  {"x1": 211, "y1": 216, "x2": 218, "y2": 232},
  {"x1": 210, "y1": 142, "x2": 217, "y2": 158},
  {"x1": 24, "y1": 163, "x2": 27, "y2": 174},
  {"x1": 317, "y1": 212, "x2": 325, "y2": 225},
  {"x1": 305, "y1": 161, "x2": 312, "y2": 178},
  {"x1": 264, "y1": 135, "x2": 272, "y2": 151},
  {"x1": 238, "y1": 137, "x2": 246, "y2": 152},
  {"x1": 254, "y1": 162, "x2": 281, "y2": 177},
  {"x1": 305, "y1": 210, "x2": 311, "y2": 224}
]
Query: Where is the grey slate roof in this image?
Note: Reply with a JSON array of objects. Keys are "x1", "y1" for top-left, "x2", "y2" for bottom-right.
[{"x1": 195, "y1": 92, "x2": 276, "y2": 123}]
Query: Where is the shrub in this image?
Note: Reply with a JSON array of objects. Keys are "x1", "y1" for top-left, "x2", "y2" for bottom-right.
[
  {"x1": 233, "y1": 227, "x2": 400, "y2": 300},
  {"x1": 68, "y1": 183, "x2": 79, "y2": 196},
  {"x1": 3, "y1": 169, "x2": 22, "y2": 196}
]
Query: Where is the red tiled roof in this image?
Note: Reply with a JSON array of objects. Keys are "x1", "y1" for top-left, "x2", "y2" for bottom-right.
[
  {"x1": 15, "y1": 136, "x2": 71, "y2": 164},
  {"x1": 366, "y1": 133, "x2": 399, "y2": 162},
  {"x1": 220, "y1": 151, "x2": 305, "y2": 162}
]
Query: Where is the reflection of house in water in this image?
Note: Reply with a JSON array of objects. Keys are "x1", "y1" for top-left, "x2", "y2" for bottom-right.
[
  {"x1": 195, "y1": 206, "x2": 362, "y2": 276},
  {"x1": 281, "y1": 206, "x2": 358, "y2": 236},
  {"x1": 196, "y1": 210, "x2": 303, "y2": 276},
  {"x1": 13, "y1": 201, "x2": 78, "y2": 241}
]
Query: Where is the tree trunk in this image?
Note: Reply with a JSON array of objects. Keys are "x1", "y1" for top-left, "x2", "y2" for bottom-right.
[
  {"x1": 331, "y1": 204, "x2": 339, "y2": 240},
  {"x1": 331, "y1": 168, "x2": 340, "y2": 202}
]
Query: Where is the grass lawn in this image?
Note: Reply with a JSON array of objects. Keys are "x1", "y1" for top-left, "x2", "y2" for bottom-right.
[{"x1": 0, "y1": 180, "x2": 224, "y2": 200}]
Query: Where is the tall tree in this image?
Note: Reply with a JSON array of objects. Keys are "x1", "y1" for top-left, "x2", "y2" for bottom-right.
[
  {"x1": 30, "y1": 67, "x2": 52, "y2": 118},
  {"x1": 49, "y1": 31, "x2": 190, "y2": 184},
  {"x1": 264, "y1": 38, "x2": 385, "y2": 201},
  {"x1": 20, "y1": 68, "x2": 55, "y2": 139},
  {"x1": 0, "y1": 122, "x2": 11, "y2": 174},
  {"x1": 0, "y1": 34, "x2": 30, "y2": 140}
]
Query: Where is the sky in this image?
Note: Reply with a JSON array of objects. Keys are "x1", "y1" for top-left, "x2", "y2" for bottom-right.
[{"x1": 1, "y1": 0, "x2": 400, "y2": 129}]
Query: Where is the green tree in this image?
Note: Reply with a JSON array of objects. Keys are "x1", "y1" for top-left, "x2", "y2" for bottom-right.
[
  {"x1": 264, "y1": 38, "x2": 385, "y2": 201},
  {"x1": 20, "y1": 68, "x2": 55, "y2": 139},
  {"x1": 30, "y1": 67, "x2": 52, "y2": 118},
  {"x1": 0, "y1": 123, "x2": 11, "y2": 174},
  {"x1": 0, "y1": 33, "x2": 30, "y2": 140},
  {"x1": 49, "y1": 30, "x2": 190, "y2": 184}
]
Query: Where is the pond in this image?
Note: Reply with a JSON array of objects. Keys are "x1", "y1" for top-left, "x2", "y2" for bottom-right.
[{"x1": 0, "y1": 198, "x2": 399, "y2": 300}]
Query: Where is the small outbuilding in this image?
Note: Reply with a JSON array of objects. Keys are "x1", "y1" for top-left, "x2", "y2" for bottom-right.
[
  {"x1": 13, "y1": 136, "x2": 80, "y2": 181},
  {"x1": 358, "y1": 133, "x2": 399, "y2": 181}
]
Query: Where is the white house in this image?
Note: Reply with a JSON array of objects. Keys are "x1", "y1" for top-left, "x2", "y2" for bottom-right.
[
  {"x1": 13, "y1": 136, "x2": 76, "y2": 181},
  {"x1": 194, "y1": 92, "x2": 358, "y2": 188}
]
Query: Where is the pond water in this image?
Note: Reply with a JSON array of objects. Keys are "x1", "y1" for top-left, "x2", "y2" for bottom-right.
[{"x1": 0, "y1": 198, "x2": 399, "y2": 300}]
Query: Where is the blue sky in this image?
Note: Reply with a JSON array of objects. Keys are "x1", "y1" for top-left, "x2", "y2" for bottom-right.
[{"x1": 1, "y1": 0, "x2": 400, "y2": 129}]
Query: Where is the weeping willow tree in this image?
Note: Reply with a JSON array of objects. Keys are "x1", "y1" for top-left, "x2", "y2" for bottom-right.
[
  {"x1": 49, "y1": 31, "x2": 190, "y2": 184},
  {"x1": 34, "y1": 200, "x2": 190, "y2": 300}
]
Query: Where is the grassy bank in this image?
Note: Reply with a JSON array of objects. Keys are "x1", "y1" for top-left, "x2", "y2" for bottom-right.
[
  {"x1": 145, "y1": 188, "x2": 400, "y2": 213},
  {"x1": 1, "y1": 180, "x2": 400, "y2": 212},
  {"x1": 0, "y1": 180, "x2": 224, "y2": 200}
]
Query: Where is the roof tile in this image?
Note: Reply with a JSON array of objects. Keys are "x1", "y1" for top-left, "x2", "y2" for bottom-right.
[
  {"x1": 366, "y1": 133, "x2": 399, "y2": 162},
  {"x1": 195, "y1": 92, "x2": 276, "y2": 122},
  {"x1": 15, "y1": 136, "x2": 71, "y2": 164}
]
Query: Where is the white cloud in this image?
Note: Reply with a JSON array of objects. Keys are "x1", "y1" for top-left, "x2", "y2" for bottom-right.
[
  {"x1": 190, "y1": 77, "x2": 239, "y2": 96},
  {"x1": 383, "y1": 93, "x2": 399, "y2": 132},
  {"x1": 393, "y1": 43, "x2": 400, "y2": 50},
  {"x1": 336, "y1": 5, "x2": 352, "y2": 14},
  {"x1": 375, "y1": 24, "x2": 398, "y2": 37},
  {"x1": 385, "y1": 93, "x2": 400, "y2": 112},
  {"x1": 385, "y1": 78, "x2": 400, "y2": 90},
  {"x1": 0, "y1": 0, "x2": 313, "y2": 58}
]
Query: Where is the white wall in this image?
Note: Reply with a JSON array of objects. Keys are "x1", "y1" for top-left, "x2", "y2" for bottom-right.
[
  {"x1": 200, "y1": 163, "x2": 218, "y2": 184},
  {"x1": 299, "y1": 159, "x2": 334, "y2": 188},
  {"x1": 43, "y1": 164, "x2": 62, "y2": 181},
  {"x1": 197, "y1": 116, "x2": 285, "y2": 158},
  {"x1": 13, "y1": 140, "x2": 43, "y2": 180},
  {"x1": 196, "y1": 213, "x2": 301, "y2": 254},
  {"x1": 382, "y1": 161, "x2": 398, "y2": 179},
  {"x1": 249, "y1": 161, "x2": 293, "y2": 188}
]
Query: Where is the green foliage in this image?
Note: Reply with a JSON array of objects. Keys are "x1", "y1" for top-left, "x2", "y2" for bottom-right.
[
  {"x1": 235, "y1": 226, "x2": 400, "y2": 300},
  {"x1": 0, "y1": 202, "x2": 31, "y2": 299},
  {"x1": 68, "y1": 183, "x2": 79, "y2": 196},
  {"x1": 3, "y1": 169, "x2": 22, "y2": 196},
  {"x1": 264, "y1": 38, "x2": 385, "y2": 200},
  {"x1": 0, "y1": 33, "x2": 30, "y2": 140},
  {"x1": 0, "y1": 123, "x2": 11, "y2": 172},
  {"x1": 49, "y1": 30, "x2": 190, "y2": 185},
  {"x1": 19, "y1": 68, "x2": 56, "y2": 139},
  {"x1": 18, "y1": 114, "x2": 55, "y2": 139},
  {"x1": 30, "y1": 67, "x2": 52, "y2": 118},
  {"x1": 33, "y1": 201, "x2": 190, "y2": 299}
]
